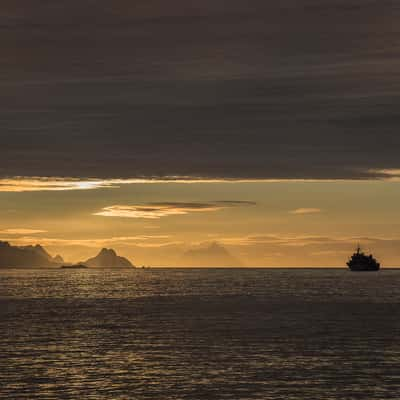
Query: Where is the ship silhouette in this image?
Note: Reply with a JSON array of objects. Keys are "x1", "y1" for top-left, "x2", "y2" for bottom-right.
[{"x1": 347, "y1": 246, "x2": 380, "y2": 271}]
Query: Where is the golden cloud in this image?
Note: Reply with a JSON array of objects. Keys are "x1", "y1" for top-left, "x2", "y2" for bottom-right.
[
  {"x1": 94, "y1": 201, "x2": 256, "y2": 219},
  {"x1": 367, "y1": 169, "x2": 400, "y2": 180},
  {"x1": 0, "y1": 178, "x2": 117, "y2": 192}
]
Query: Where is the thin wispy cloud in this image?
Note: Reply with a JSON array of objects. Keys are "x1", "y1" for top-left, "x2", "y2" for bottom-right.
[
  {"x1": 0, "y1": 177, "x2": 267, "y2": 192},
  {"x1": 0, "y1": 178, "x2": 117, "y2": 192},
  {"x1": 219, "y1": 234, "x2": 336, "y2": 247},
  {"x1": 5, "y1": 235, "x2": 172, "y2": 248},
  {"x1": 289, "y1": 208, "x2": 322, "y2": 215},
  {"x1": 368, "y1": 169, "x2": 400, "y2": 181},
  {"x1": 94, "y1": 201, "x2": 256, "y2": 219},
  {"x1": 0, "y1": 228, "x2": 47, "y2": 235},
  {"x1": 0, "y1": 177, "x2": 202, "y2": 192}
]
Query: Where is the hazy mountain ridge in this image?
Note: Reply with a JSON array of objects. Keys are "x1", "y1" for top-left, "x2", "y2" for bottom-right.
[{"x1": 181, "y1": 242, "x2": 242, "y2": 267}]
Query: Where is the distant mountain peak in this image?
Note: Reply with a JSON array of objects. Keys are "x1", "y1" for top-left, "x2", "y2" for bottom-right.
[
  {"x1": 99, "y1": 248, "x2": 117, "y2": 257},
  {"x1": 84, "y1": 248, "x2": 134, "y2": 268},
  {"x1": 182, "y1": 242, "x2": 242, "y2": 267}
]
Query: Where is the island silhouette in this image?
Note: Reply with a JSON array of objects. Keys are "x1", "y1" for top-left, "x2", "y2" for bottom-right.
[
  {"x1": 0, "y1": 241, "x2": 134, "y2": 268},
  {"x1": 83, "y1": 248, "x2": 133, "y2": 268}
]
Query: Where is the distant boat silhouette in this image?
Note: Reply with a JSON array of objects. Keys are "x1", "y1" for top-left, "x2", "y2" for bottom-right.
[
  {"x1": 347, "y1": 246, "x2": 380, "y2": 271},
  {"x1": 61, "y1": 264, "x2": 88, "y2": 269}
]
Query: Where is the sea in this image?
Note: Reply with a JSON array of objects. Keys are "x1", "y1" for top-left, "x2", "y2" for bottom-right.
[{"x1": 1, "y1": 268, "x2": 400, "y2": 399}]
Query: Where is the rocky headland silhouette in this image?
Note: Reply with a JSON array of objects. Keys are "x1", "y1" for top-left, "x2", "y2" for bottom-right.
[
  {"x1": 0, "y1": 241, "x2": 61, "y2": 267},
  {"x1": 83, "y1": 248, "x2": 133, "y2": 268},
  {"x1": 0, "y1": 241, "x2": 134, "y2": 268}
]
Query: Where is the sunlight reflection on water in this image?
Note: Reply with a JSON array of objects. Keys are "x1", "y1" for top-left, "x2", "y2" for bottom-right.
[{"x1": 1, "y1": 268, "x2": 400, "y2": 399}]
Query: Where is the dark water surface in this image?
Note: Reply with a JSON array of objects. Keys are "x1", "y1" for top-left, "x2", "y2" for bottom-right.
[{"x1": 1, "y1": 268, "x2": 400, "y2": 399}]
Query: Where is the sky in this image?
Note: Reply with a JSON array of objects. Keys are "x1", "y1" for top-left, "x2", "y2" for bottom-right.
[{"x1": 1, "y1": 1, "x2": 400, "y2": 266}]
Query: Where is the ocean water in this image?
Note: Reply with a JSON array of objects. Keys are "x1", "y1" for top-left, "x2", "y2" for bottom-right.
[{"x1": 1, "y1": 268, "x2": 400, "y2": 399}]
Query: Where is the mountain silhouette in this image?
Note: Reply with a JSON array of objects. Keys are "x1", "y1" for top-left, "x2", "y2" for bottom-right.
[
  {"x1": 0, "y1": 241, "x2": 61, "y2": 267},
  {"x1": 182, "y1": 242, "x2": 242, "y2": 267},
  {"x1": 84, "y1": 248, "x2": 134, "y2": 267}
]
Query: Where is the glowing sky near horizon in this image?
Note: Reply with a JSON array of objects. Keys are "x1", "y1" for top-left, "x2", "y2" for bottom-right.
[{"x1": 1, "y1": 179, "x2": 400, "y2": 266}]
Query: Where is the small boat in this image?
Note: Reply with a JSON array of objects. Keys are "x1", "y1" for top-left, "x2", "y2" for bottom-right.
[
  {"x1": 61, "y1": 264, "x2": 88, "y2": 269},
  {"x1": 347, "y1": 246, "x2": 380, "y2": 271}
]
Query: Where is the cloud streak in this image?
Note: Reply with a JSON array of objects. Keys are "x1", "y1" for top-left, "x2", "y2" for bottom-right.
[
  {"x1": 289, "y1": 208, "x2": 322, "y2": 215},
  {"x1": 0, "y1": 178, "x2": 118, "y2": 192},
  {"x1": 0, "y1": 177, "x2": 236, "y2": 192},
  {"x1": 4, "y1": 235, "x2": 172, "y2": 248},
  {"x1": 94, "y1": 201, "x2": 256, "y2": 219},
  {"x1": 2, "y1": 171, "x2": 400, "y2": 192},
  {"x1": 0, "y1": 228, "x2": 47, "y2": 235}
]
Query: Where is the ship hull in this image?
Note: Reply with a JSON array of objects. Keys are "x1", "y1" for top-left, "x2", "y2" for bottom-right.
[
  {"x1": 347, "y1": 262, "x2": 380, "y2": 271},
  {"x1": 348, "y1": 265, "x2": 380, "y2": 271}
]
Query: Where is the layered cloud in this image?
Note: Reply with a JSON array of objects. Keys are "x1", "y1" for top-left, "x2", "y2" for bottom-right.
[
  {"x1": 2, "y1": 1, "x2": 400, "y2": 180},
  {"x1": 94, "y1": 201, "x2": 256, "y2": 219}
]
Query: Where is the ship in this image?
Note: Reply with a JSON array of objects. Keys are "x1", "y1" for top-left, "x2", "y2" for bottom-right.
[{"x1": 346, "y1": 246, "x2": 380, "y2": 271}]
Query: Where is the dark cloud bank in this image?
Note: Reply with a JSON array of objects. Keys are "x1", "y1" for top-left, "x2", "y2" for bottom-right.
[{"x1": 1, "y1": 0, "x2": 400, "y2": 179}]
